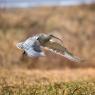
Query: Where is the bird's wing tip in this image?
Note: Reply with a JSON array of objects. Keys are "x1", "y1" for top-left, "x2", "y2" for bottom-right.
[
  {"x1": 16, "y1": 42, "x2": 23, "y2": 49},
  {"x1": 63, "y1": 52, "x2": 82, "y2": 63}
]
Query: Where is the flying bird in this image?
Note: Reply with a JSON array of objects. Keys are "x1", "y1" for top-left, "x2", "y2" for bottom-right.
[{"x1": 16, "y1": 33, "x2": 80, "y2": 62}]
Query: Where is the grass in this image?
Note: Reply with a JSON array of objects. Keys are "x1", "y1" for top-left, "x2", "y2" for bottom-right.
[
  {"x1": 0, "y1": 79, "x2": 95, "y2": 95},
  {"x1": 0, "y1": 5, "x2": 95, "y2": 67},
  {"x1": 0, "y1": 68, "x2": 95, "y2": 95}
]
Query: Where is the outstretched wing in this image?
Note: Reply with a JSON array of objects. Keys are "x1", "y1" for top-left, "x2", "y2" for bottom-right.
[{"x1": 42, "y1": 40, "x2": 80, "y2": 62}]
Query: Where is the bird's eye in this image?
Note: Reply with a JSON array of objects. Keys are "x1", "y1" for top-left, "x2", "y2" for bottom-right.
[{"x1": 37, "y1": 37, "x2": 39, "y2": 40}]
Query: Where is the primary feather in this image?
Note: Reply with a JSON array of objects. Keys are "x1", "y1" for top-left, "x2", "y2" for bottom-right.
[{"x1": 40, "y1": 38, "x2": 80, "y2": 62}]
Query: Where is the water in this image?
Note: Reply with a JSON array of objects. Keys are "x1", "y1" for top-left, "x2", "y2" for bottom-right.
[{"x1": 0, "y1": 0, "x2": 95, "y2": 8}]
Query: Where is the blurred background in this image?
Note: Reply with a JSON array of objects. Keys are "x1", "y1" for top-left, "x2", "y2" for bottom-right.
[{"x1": 0, "y1": 0, "x2": 95, "y2": 82}]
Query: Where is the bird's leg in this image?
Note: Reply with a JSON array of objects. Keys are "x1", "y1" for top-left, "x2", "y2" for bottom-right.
[{"x1": 23, "y1": 51, "x2": 27, "y2": 56}]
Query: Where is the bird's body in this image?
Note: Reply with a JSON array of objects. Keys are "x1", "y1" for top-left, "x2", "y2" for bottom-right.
[
  {"x1": 16, "y1": 35, "x2": 45, "y2": 57},
  {"x1": 16, "y1": 33, "x2": 81, "y2": 62}
]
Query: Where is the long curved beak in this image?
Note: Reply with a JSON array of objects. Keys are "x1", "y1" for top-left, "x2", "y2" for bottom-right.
[{"x1": 49, "y1": 35, "x2": 64, "y2": 43}]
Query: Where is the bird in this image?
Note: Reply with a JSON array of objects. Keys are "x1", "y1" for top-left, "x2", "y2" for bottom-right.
[{"x1": 16, "y1": 33, "x2": 81, "y2": 62}]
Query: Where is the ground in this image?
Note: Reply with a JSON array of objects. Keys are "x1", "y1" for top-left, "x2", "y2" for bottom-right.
[{"x1": 0, "y1": 68, "x2": 95, "y2": 95}]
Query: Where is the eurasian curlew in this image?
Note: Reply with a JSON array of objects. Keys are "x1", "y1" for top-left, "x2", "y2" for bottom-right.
[{"x1": 16, "y1": 33, "x2": 81, "y2": 62}]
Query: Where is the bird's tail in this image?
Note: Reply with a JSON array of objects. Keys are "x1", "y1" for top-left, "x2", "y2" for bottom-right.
[
  {"x1": 16, "y1": 42, "x2": 24, "y2": 49},
  {"x1": 63, "y1": 51, "x2": 80, "y2": 63}
]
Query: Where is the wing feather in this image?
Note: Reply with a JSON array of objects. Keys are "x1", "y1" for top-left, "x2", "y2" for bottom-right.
[{"x1": 42, "y1": 40, "x2": 80, "y2": 62}]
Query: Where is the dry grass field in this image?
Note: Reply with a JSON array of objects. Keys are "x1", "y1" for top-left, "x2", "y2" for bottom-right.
[
  {"x1": 0, "y1": 68, "x2": 95, "y2": 95},
  {"x1": 0, "y1": 68, "x2": 95, "y2": 94},
  {"x1": 0, "y1": 5, "x2": 95, "y2": 94}
]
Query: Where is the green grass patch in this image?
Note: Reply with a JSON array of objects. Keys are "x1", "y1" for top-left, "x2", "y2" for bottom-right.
[{"x1": 0, "y1": 80, "x2": 95, "y2": 95}]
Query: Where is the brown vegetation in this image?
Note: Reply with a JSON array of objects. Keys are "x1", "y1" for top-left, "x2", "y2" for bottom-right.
[{"x1": 0, "y1": 5, "x2": 95, "y2": 69}]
